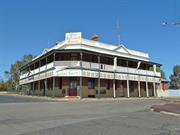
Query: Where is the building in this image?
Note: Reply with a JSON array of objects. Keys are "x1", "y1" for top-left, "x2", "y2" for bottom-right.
[
  {"x1": 18, "y1": 32, "x2": 163, "y2": 98},
  {"x1": 161, "y1": 79, "x2": 169, "y2": 90}
]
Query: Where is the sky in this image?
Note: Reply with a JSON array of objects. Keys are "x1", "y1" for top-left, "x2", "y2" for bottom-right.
[{"x1": 0, "y1": 0, "x2": 180, "y2": 80}]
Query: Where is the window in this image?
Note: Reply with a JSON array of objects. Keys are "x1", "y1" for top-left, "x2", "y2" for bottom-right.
[
  {"x1": 41, "y1": 59, "x2": 46, "y2": 66},
  {"x1": 88, "y1": 54, "x2": 93, "y2": 62},
  {"x1": 30, "y1": 65, "x2": 34, "y2": 70},
  {"x1": 70, "y1": 53, "x2": 79, "y2": 60},
  {"x1": 122, "y1": 60, "x2": 127, "y2": 67},
  {"x1": 47, "y1": 55, "x2": 53, "y2": 63},
  {"x1": 55, "y1": 53, "x2": 61, "y2": 61},
  {"x1": 88, "y1": 78, "x2": 95, "y2": 89}
]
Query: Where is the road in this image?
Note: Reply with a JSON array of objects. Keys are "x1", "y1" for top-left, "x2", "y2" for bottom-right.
[
  {"x1": 0, "y1": 94, "x2": 51, "y2": 103},
  {"x1": 0, "y1": 94, "x2": 180, "y2": 135}
]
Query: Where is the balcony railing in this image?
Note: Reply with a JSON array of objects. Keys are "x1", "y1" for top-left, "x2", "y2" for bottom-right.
[
  {"x1": 20, "y1": 60, "x2": 161, "y2": 79},
  {"x1": 54, "y1": 61, "x2": 80, "y2": 67},
  {"x1": 20, "y1": 62, "x2": 54, "y2": 79},
  {"x1": 81, "y1": 61, "x2": 160, "y2": 77}
]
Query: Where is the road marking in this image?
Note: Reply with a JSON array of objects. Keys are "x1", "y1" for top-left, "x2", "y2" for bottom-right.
[{"x1": 160, "y1": 111, "x2": 180, "y2": 117}]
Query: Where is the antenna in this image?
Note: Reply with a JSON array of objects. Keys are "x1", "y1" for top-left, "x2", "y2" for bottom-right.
[{"x1": 116, "y1": 18, "x2": 121, "y2": 45}]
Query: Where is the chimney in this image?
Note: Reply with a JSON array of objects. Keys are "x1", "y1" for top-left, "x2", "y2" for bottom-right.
[{"x1": 91, "y1": 34, "x2": 99, "y2": 41}]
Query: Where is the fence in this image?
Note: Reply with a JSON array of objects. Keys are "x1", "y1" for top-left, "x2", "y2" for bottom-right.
[{"x1": 168, "y1": 89, "x2": 180, "y2": 97}]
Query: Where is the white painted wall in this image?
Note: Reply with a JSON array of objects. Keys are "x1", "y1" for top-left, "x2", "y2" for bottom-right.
[
  {"x1": 157, "y1": 89, "x2": 180, "y2": 97},
  {"x1": 168, "y1": 89, "x2": 180, "y2": 97},
  {"x1": 157, "y1": 89, "x2": 168, "y2": 97}
]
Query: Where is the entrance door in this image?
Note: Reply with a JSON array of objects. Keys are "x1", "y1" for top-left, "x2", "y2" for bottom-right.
[{"x1": 69, "y1": 78, "x2": 77, "y2": 96}]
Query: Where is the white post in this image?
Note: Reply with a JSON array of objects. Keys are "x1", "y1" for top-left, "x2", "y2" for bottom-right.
[
  {"x1": 113, "y1": 79, "x2": 116, "y2": 98},
  {"x1": 138, "y1": 81, "x2": 141, "y2": 97},
  {"x1": 153, "y1": 64, "x2": 157, "y2": 73},
  {"x1": 127, "y1": 80, "x2": 130, "y2": 97},
  {"x1": 113, "y1": 57, "x2": 117, "y2": 98},
  {"x1": 126, "y1": 60, "x2": 130, "y2": 98},
  {"x1": 160, "y1": 80, "x2": 162, "y2": 90},
  {"x1": 153, "y1": 82, "x2": 156, "y2": 96}
]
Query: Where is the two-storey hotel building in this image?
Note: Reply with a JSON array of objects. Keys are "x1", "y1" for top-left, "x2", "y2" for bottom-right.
[{"x1": 18, "y1": 32, "x2": 162, "y2": 98}]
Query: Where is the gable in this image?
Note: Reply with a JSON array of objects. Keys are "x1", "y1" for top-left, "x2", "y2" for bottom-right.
[{"x1": 114, "y1": 45, "x2": 130, "y2": 54}]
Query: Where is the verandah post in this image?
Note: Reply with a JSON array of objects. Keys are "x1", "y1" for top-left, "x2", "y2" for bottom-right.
[
  {"x1": 38, "y1": 80, "x2": 40, "y2": 96},
  {"x1": 52, "y1": 52, "x2": 56, "y2": 98},
  {"x1": 98, "y1": 55, "x2": 100, "y2": 98},
  {"x1": 80, "y1": 52, "x2": 83, "y2": 99}
]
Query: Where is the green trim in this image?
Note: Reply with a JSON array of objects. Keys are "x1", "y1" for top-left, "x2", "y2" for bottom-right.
[
  {"x1": 98, "y1": 56, "x2": 100, "y2": 98},
  {"x1": 44, "y1": 79, "x2": 47, "y2": 96},
  {"x1": 113, "y1": 72, "x2": 116, "y2": 98},
  {"x1": 80, "y1": 52, "x2": 83, "y2": 99},
  {"x1": 38, "y1": 80, "x2": 40, "y2": 96}
]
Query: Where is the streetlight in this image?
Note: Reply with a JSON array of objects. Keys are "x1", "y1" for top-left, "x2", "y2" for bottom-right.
[
  {"x1": 174, "y1": 22, "x2": 180, "y2": 25},
  {"x1": 163, "y1": 21, "x2": 180, "y2": 26}
]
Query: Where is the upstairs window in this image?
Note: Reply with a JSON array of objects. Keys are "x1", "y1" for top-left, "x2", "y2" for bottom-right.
[
  {"x1": 41, "y1": 59, "x2": 46, "y2": 66},
  {"x1": 70, "y1": 53, "x2": 79, "y2": 61},
  {"x1": 47, "y1": 54, "x2": 53, "y2": 63}
]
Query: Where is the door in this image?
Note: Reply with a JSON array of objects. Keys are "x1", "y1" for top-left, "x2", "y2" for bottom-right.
[{"x1": 69, "y1": 78, "x2": 77, "y2": 96}]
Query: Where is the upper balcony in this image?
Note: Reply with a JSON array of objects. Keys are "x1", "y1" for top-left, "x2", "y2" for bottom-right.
[
  {"x1": 20, "y1": 60, "x2": 161, "y2": 80},
  {"x1": 81, "y1": 61, "x2": 161, "y2": 77}
]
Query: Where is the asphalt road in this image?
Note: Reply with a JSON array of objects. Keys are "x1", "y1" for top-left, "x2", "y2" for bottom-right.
[
  {"x1": 0, "y1": 94, "x2": 51, "y2": 103},
  {"x1": 0, "y1": 95, "x2": 180, "y2": 135}
]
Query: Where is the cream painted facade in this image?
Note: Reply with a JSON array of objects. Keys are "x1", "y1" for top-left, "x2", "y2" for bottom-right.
[{"x1": 18, "y1": 32, "x2": 163, "y2": 98}]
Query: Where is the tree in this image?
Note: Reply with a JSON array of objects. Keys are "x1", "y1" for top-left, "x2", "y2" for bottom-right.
[
  {"x1": 156, "y1": 66, "x2": 166, "y2": 79},
  {"x1": 0, "y1": 79, "x2": 10, "y2": 91},
  {"x1": 0, "y1": 80, "x2": 6, "y2": 91},
  {"x1": 169, "y1": 65, "x2": 180, "y2": 89},
  {"x1": 160, "y1": 70, "x2": 166, "y2": 79},
  {"x1": 4, "y1": 54, "x2": 34, "y2": 90},
  {"x1": 21, "y1": 54, "x2": 34, "y2": 63}
]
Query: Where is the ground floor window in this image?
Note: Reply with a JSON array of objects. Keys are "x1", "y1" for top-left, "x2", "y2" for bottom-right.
[{"x1": 88, "y1": 78, "x2": 95, "y2": 89}]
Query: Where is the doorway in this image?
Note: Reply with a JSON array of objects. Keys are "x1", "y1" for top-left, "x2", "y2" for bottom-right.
[{"x1": 69, "y1": 78, "x2": 77, "y2": 96}]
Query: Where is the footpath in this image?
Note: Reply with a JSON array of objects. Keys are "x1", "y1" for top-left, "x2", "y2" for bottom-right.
[{"x1": 151, "y1": 97, "x2": 180, "y2": 117}]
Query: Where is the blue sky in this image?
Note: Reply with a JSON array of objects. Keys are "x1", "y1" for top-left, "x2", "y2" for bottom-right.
[{"x1": 0, "y1": 0, "x2": 180, "y2": 80}]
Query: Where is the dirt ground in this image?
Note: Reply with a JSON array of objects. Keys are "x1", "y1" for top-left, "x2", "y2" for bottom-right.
[{"x1": 152, "y1": 97, "x2": 180, "y2": 114}]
